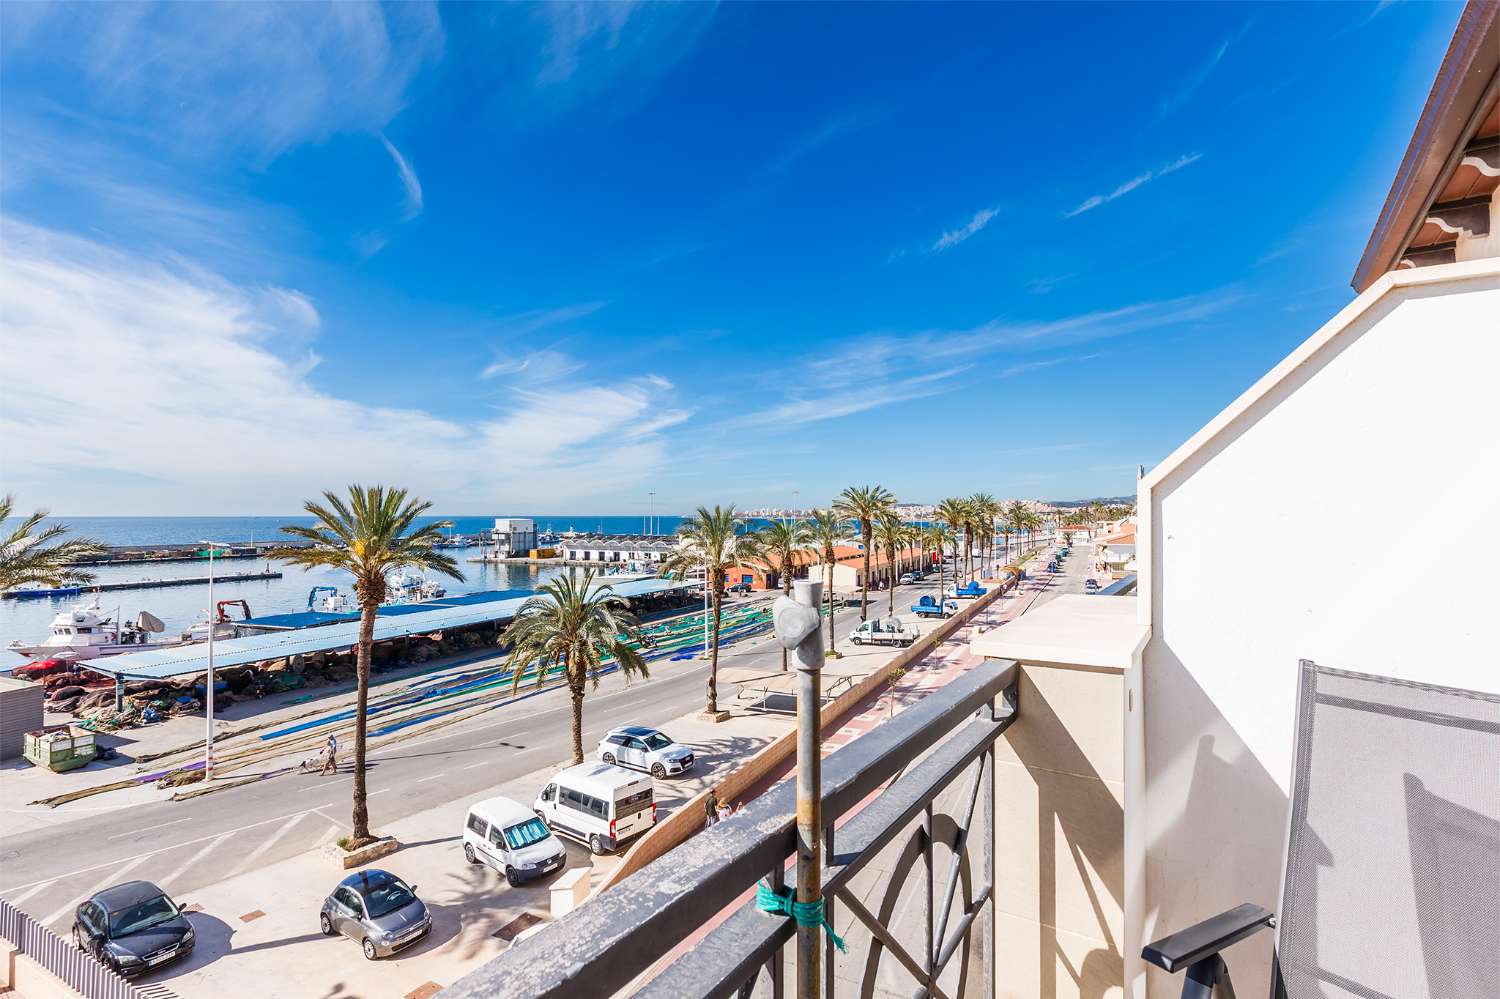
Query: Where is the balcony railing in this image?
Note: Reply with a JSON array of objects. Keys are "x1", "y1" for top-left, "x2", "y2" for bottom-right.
[{"x1": 440, "y1": 659, "x2": 1019, "y2": 999}]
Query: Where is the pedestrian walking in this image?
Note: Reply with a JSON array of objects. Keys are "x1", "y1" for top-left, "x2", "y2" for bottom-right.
[
  {"x1": 704, "y1": 787, "x2": 719, "y2": 827},
  {"x1": 320, "y1": 732, "x2": 338, "y2": 775}
]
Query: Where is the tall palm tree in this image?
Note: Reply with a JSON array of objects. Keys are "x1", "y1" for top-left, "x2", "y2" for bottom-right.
[
  {"x1": 808, "y1": 508, "x2": 847, "y2": 656},
  {"x1": 1003, "y1": 500, "x2": 1029, "y2": 564},
  {"x1": 755, "y1": 518, "x2": 814, "y2": 670},
  {"x1": 924, "y1": 524, "x2": 955, "y2": 613},
  {"x1": 0, "y1": 496, "x2": 107, "y2": 591},
  {"x1": 969, "y1": 493, "x2": 999, "y2": 578},
  {"x1": 873, "y1": 512, "x2": 908, "y2": 616},
  {"x1": 660, "y1": 505, "x2": 762, "y2": 716},
  {"x1": 934, "y1": 497, "x2": 970, "y2": 586},
  {"x1": 834, "y1": 484, "x2": 895, "y2": 621},
  {"x1": 276, "y1": 485, "x2": 461, "y2": 847},
  {"x1": 502, "y1": 570, "x2": 649, "y2": 765}
]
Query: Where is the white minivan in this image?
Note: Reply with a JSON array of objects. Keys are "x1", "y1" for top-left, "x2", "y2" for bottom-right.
[
  {"x1": 534, "y1": 762, "x2": 655, "y2": 855},
  {"x1": 462, "y1": 796, "x2": 567, "y2": 887}
]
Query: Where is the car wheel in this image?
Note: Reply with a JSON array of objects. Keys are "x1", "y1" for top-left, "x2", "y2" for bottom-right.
[
  {"x1": 650, "y1": 763, "x2": 667, "y2": 779},
  {"x1": 464, "y1": 843, "x2": 477, "y2": 865},
  {"x1": 588, "y1": 834, "x2": 608, "y2": 855},
  {"x1": 534, "y1": 810, "x2": 548, "y2": 825},
  {"x1": 362, "y1": 938, "x2": 379, "y2": 961},
  {"x1": 320, "y1": 913, "x2": 334, "y2": 936},
  {"x1": 505, "y1": 867, "x2": 521, "y2": 888},
  {"x1": 852, "y1": 637, "x2": 862, "y2": 646},
  {"x1": 602, "y1": 752, "x2": 615, "y2": 765}
]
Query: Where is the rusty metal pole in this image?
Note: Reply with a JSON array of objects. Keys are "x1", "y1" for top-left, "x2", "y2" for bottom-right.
[{"x1": 775, "y1": 577, "x2": 826, "y2": 999}]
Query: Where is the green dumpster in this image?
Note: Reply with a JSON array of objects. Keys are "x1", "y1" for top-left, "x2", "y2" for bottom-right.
[{"x1": 22, "y1": 724, "x2": 98, "y2": 772}]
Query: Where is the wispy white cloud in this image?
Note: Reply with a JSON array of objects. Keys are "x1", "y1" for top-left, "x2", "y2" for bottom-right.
[
  {"x1": 1159, "y1": 19, "x2": 1254, "y2": 118},
  {"x1": 379, "y1": 134, "x2": 424, "y2": 220},
  {"x1": 1337, "y1": 0, "x2": 1400, "y2": 36},
  {"x1": 0, "y1": 219, "x2": 685, "y2": 512},
  {"x1": 0, "y1": 2, "x2": 445, "y2": 163},
  {"x1": 491, "y1": 302, "x2": 608, "y2": 337},
  {"x1": 769, "y1": 108, "x2": 886, "y2": 175},
  {"x1": 932, "y1": 207, "x2": 999, "y2": 252},
  {"x1": 481, "y1": 349, "x2": 584, "y2": 382},
  {"x1": 1026, "y1": 274, "x2": 1074, "y2": 295},
  {"x1": 1065, "y1": 153, "x2": 1203, "y2": 218},
  {"x1": 738, "y1": 367, "x2": 971, "y2": 429}
]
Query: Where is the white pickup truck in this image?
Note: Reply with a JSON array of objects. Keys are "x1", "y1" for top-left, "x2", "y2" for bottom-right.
[{"x1": 848, "y1": 617, "x2": 920, "y2": 648}]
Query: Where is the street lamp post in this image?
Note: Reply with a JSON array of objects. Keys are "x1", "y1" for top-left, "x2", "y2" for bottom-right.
[
  {"x1": 772, "y1": 579, "x2": 829, "y2": 998},
  {"x1": 202, "y1": 540, "x2": 218, "y2": 781},
  {"x1": 649, "y1": 492, "x2": 656, "y2": 536}
]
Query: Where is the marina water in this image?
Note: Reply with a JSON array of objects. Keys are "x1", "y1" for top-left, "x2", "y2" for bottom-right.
[{"x1": 0, "y1": 515, "x2": 686, "y2": 668}]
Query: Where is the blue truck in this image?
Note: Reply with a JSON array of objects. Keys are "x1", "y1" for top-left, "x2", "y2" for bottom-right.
[{"x1": 911, "y1": 594, "x2": 959, "y2": 618}]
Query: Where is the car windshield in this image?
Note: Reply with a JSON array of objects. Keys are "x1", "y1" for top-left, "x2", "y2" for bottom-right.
[
  {"x1": 108, "y1": 895, "x2": 178, "y2": 937},
  {"x1": 361, "y1": 880, "x2": 416, "y2": 919},
  {"x1": 503, "y1": 818, "x2": 551, "y2": 850},
  {"x1": 642, "y1": 732, "x2": 672, "y2": 751}
]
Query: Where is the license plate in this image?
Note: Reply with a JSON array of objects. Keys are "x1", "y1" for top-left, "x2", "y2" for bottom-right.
[{"x1": 147, "y1": 950, "x2": 174, "y2": 966}]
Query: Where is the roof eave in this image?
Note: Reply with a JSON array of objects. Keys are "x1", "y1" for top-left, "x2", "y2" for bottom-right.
[{"x1": 1351, "y1": 1, "x2": 1500, "y2": 292}]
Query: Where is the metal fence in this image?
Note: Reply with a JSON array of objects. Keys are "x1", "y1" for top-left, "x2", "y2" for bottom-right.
[
  {"x1": 0, "y1": 898, "x2": 149, "y2": 999},
  {"x1": 440, "y1": 658, "x2": 1020, "y2": 999}
]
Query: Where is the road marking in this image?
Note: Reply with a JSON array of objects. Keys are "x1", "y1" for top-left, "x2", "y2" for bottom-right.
[
  {"x1": 427, "y1": 772, "x2": 447, "y2": 781},
  {"x1": 157, "y1": 832, "x2": 234, "y2": 890},
  {"x1": 462, "y1": 761, "x2": 489, "y2": 771},
  {"x1": 223, "y1": 811, "x2": 310, "y2": 881},
  {"x1": 106, "y1": 817, "x2": 193, "y2": 841},
  {"x1": 4, "y1": 879, "x2": 55, "y2": 906},
  {"x1": 39, "y1": 855, "x2": 150, "y2": 928},
  {"x1": 1, "y1": 802, "x2": 362, "y2": 895},
  {"x1": 368, "y1": 789, "x2": 391, "y2": 797},
  {"x1": 299, "y1": 776, "x2": 352, "y2": 793}
]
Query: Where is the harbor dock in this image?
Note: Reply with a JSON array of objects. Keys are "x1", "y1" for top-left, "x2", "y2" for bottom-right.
[{"x1": 2, "y1": 571, "x2": 283, "y2": 599}]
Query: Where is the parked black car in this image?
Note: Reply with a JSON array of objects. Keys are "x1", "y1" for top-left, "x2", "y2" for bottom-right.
[{"x1": 72, "y1": 881, "x2": 195, "y2": 978}]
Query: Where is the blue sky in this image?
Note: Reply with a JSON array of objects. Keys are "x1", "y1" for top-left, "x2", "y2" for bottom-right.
[{"x1": 0, "y1": 1, "x2": 1459, "y2": 515}]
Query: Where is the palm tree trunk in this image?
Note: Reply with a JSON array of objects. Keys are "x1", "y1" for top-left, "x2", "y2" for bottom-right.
[
  {"x1": 887, "y1": 546, "x2": 896, "y2": 615},
  {"x1": 569, "y1": 670, "x2": 585, "y2": 765},
  {"x1": 824, "y1": 560, "x2": 836, "y2": 652},
  {"x1": 860, "y1": 522, "x2": 871, "y2": 622},
  {"x1": 351, "y1": 603, "x2": 376, "y2": 845},
  {"x1": 706, "y1": 588, "x2": 723, "y2": 714}
]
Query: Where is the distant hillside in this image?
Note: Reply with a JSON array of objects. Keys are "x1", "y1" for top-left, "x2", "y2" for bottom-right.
[{"x1": 1047, "y1": 496, "x2": 1134, "y2": 509}]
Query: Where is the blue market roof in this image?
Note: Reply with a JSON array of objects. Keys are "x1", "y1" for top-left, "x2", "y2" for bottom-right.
[{"x1": 84, "y1": 576, "x2": 698, "y2": 680}]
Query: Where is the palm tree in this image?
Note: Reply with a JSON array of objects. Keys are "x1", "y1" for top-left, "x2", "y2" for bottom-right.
[
  {"x1": 0, "y1": 496, "x2": 107, "y2": 592},
  {"x1": 924, "y1": 524, "x2": 955, "y2": 612},
  {"x1": 834, "y1": 485, "x2": 895, "y2": 621},
  {"x1": 808, "y1": 508, "x2": 847, "y2": 656},
  {"x1": 970, "y1": 493, "x2": 999, "y2": 578},
  {"x1": 873, "y1": 512, "x2": 908, "y2": 616},
  {"x1": 934, "y1": 497, "x2": 970, "y2": 587},
  {"x1": 660, "y1": 505, "x2": 762, "y2": 717},
  {"x1": 754, "y1": 518, "x2": 814, "y2": 670},
  {"x1": 276, "y1": 485, "x2": 461, "y2": 847},
  {"x1": 1003, "y1": 500, "x2": 1030, "y2": 565},
  {"x1": 502, "y1": 570, "x2": 649, "y2": 765}
]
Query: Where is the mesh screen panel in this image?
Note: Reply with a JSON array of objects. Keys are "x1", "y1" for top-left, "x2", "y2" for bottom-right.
[{"x1": 1277, "y1": 662, "x2": 1500, "y2": 999}]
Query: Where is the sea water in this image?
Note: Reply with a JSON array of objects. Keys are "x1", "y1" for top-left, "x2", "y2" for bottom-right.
[{"x1": 0, "y1": 515, "x2": 687, "y2": 666}]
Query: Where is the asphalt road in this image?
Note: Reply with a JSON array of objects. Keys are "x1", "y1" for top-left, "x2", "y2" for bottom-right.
[{"x1": 0, "y1": 576, "x2": 954, "y2": 933}]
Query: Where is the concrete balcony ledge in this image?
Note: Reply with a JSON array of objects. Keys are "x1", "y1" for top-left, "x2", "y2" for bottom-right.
[
  {"x1": 969, "y1": 594, "x2": 1148, "y2": 672},
  {"x1": 969, "y1": 594, "x2": 1150, "y2": 999}
]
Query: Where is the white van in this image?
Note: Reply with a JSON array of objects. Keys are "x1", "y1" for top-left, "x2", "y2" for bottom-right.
[
  {"x1": 534, "y1": 762, "x2": 655, "y2": 855},
  {"x1": 462, "y1": 796, "x2": 567, "y2": 887}
]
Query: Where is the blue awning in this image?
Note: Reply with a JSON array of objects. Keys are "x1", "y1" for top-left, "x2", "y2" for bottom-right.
[{"x1": 84, "y1": 577, "x2": 699, "y2": 680}]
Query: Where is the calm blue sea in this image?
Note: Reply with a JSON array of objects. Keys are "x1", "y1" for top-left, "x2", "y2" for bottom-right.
[{"x1": 0, "y1": 515, "x2": 686, "y2": 665}]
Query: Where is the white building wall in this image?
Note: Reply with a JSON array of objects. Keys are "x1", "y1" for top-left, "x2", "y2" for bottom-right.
[{"x1": 1134, "y1": 262, "x2": 1500, "y2": 998}]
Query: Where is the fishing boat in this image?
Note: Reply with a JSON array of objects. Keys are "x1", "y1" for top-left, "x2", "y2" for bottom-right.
[
  {"x1": 4, "y1": 585, "x2": 83, "y2": 600},
  {"x1": 387, "y1": 570, "x2": 447, "y2": 602},
  {"x1": 6, "y1": 600, "x2": 175, "y2": 660}
]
